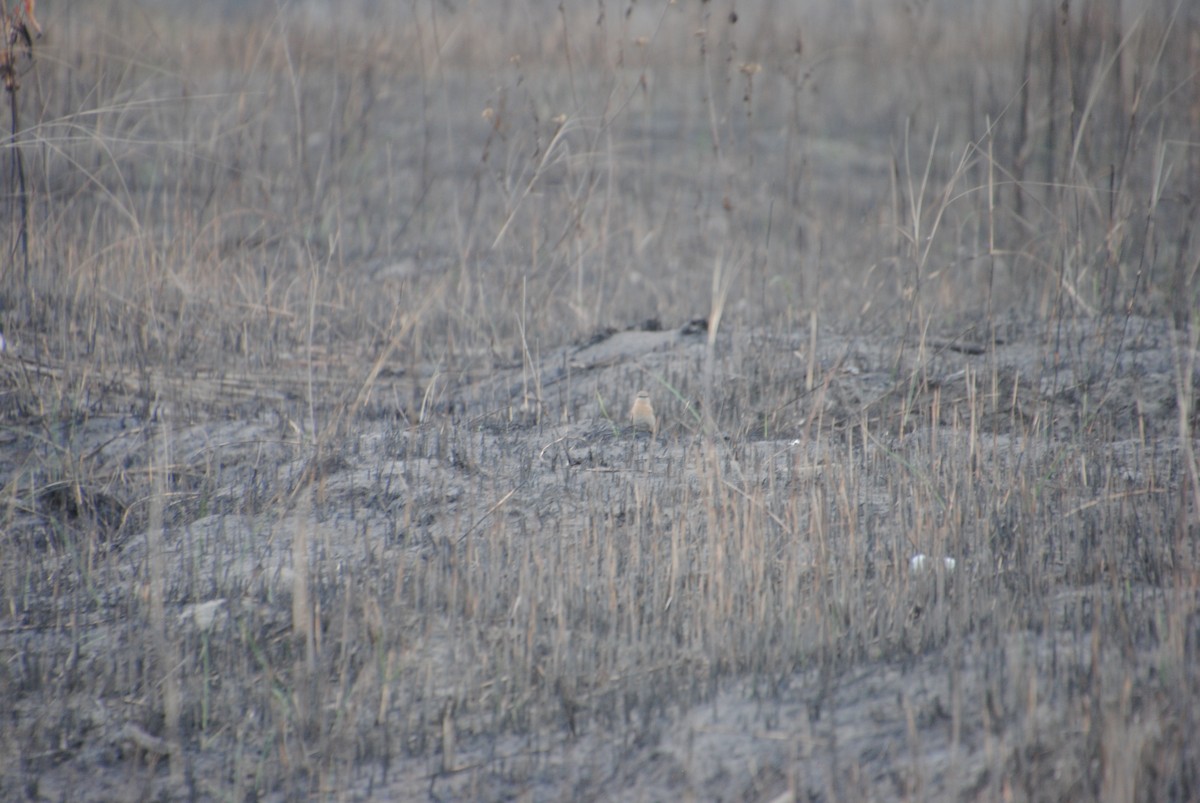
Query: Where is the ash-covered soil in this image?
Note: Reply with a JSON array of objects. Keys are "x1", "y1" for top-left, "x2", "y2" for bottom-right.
[{"x1": 2, "y1": 312, "x2": 1196, "y2": 801}]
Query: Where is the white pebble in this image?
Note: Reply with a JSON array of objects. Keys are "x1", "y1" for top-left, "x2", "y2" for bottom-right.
[{"x1": 910, "y1": 554, "x2": 956, "y2": 573}]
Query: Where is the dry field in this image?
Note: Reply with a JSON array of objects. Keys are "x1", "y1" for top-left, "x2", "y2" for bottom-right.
[{"x1": 1, "y1": 0, "x2": 1198, "y2": 799}]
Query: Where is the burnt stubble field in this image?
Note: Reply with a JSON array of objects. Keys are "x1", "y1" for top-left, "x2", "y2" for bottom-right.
[{"x1": 1, "y1": 0, "x2": 1198, "y2": 800}]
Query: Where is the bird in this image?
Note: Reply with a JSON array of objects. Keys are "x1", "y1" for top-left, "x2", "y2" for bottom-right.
[{"x1": 629, "y1": 390, "x2": 656, "y2": 434}]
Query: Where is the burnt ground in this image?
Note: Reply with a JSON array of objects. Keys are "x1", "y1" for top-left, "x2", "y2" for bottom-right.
[{"x1": 2, "y1": 310, "x2": 1197, "y2": 801}]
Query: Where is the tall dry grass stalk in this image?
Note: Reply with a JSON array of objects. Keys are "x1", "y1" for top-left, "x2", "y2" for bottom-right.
[
  {"x1": 1, "y1": 0, "x2": 40, "y2": 275},
  {"x1": 146, "y1": 406, "x2": 182, "y2": 783}
]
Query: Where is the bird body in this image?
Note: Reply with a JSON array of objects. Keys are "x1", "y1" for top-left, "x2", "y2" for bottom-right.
[{"x1": 630, "y1": 390, "x2": 656, "y2": 434}]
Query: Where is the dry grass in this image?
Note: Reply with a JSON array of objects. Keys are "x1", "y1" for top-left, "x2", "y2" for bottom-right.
[{"x1": 1, "y1": 0, "x2": 1198, "y2": 799}]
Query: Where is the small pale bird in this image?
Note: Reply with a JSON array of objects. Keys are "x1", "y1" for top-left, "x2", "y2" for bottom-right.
[{"x1": 629, "y1": 390, "x2": 656, "y2": 434}]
